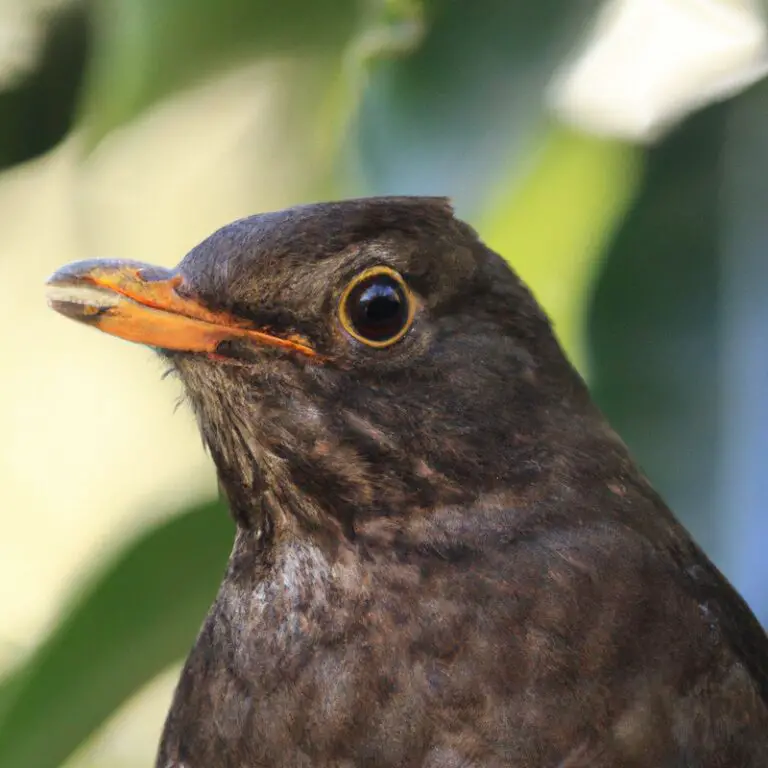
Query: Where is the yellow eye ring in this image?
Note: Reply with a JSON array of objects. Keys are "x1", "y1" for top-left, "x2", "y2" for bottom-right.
[{"x1": 338, "y1": 266, "x2": 415, "y2": 348}]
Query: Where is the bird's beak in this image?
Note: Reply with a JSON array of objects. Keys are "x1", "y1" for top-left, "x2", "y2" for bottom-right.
[{"x1": 45, "y1": 259, "x2": 318, "y2": 358}]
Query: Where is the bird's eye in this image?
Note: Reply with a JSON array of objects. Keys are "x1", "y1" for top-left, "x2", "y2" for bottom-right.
[{"x1": 339, "y1": 267, "x2": 414, "y2": 348}]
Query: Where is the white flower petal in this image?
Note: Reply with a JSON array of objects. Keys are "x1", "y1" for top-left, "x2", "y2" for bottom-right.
[{"x1": 549, "y1": 0, "x2": 768, "y2": 142}]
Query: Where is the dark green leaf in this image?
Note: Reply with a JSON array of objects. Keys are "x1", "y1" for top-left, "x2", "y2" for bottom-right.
[
  {"x1": 0, "y1": 499, "x2": 233, "y2": 768},
  {"x1": 0, "y1": 3, "x2": 88, "y2": 170},
  {"x1": 587, "y1": 105, "x2": 724, "y2": 558},
  {"x1": 707, "y1": 79, "x2": 768, "y2": 623},
  {"x1": 587, "y1": 82, "x2": 768, "y2": 625}
]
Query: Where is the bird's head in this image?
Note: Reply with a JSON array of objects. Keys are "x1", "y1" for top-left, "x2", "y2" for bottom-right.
[{"x1": 46, "y1": 197, "x2": 591, "y2": 540}]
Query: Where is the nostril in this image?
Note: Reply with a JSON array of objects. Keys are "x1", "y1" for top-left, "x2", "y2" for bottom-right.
[{"x1": 137, "y1": 266, "x2": 176, "y2": 283}]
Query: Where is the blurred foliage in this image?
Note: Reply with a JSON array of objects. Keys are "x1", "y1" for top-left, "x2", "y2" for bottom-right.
[
  {"x1": 0, "y1": 501, "x2": 232, "y2": 768},
  {"x1": 0, "y1": 3, "x2": 87, "y2": 170},
  {"x1": 349, "y1": 0, "x2": 599, "y2": 210},
  {"x1": 589, "y1": 81, "x2": 768, "y2": 577},
  {"x1": 80, "y1": 0, "x2": 367, "y2": 144},
  {"x1": 0, "y1": 1, "x2": 766, "y2": 766},
  {"x1": 480, "y1": 125, "x2": 640, "y2": 367},
  {"x1": 589, "y1": 103, "x2": 724, "y2": 556}
]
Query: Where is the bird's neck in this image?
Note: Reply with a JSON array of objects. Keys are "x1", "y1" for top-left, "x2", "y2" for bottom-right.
[
  {"x1": 204, "y1": 407, "x2": 633, "y2": 557},
  {"x1": 182, "y1": 356, "x2": 636, "y2": 547}
]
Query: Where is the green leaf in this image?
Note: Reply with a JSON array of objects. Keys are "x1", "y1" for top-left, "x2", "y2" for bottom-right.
[
  {"x1": 349, "y1": 0, "x2": 600, "y2": 214},
  {"x1": 0, "y1": 671, "x2": 23, "y2": 725},
  {"x1": 80, "y1": 0, "x2": 367, "y2": 145},
  {"x1": 0, "y1": 499, "x2": 233, "y2": 768},
  {"x1": 0, "y1": 4, "x2": 87, "y2": 170},
  {"x1": 477, "y1": 123, "x2": 641, "y2": 372}
]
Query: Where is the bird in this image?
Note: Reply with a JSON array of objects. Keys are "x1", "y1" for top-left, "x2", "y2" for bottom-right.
[{"x1": 46, "y1": 196, "x2": 768, "y2": 767}]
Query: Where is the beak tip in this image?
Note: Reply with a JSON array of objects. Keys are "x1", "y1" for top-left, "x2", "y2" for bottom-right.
[
  {"x1": 46, "y1": 297, "x2": 108, "y2": 324},
  {"x1": 45, "y1": 260, "x2": 96, "y2": 290},
  {"x1": 45, "y1": 276, "x2": 123, "y2": 320}
]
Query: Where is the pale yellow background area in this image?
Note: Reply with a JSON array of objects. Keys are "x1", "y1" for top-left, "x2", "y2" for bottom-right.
[{"x1": 0, "y1": 63, "x2": 315, "y2": 767}]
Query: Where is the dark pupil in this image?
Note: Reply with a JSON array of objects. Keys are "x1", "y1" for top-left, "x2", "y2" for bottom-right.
[{"x1": 348, "y1": 275, "x2": 407, "y2": 342}]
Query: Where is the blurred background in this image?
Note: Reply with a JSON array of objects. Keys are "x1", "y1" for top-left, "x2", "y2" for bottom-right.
[{"x1": 0, "y1": 0, "x2": 767, "y2": 765}]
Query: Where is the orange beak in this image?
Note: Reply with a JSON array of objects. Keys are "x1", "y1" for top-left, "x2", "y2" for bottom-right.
[{"x1": 45, "y1": 259, "x2": 318, "y2": 359}]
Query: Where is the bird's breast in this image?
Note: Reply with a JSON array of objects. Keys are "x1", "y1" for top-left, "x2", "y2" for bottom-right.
[{"x1": 158, "y1": 537, "x2": 476, "y2": 766}]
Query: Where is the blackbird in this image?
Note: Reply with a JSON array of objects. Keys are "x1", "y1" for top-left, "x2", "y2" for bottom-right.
[{"x1": 46, "y1": 197, "x2": 768, "y2": 767}]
